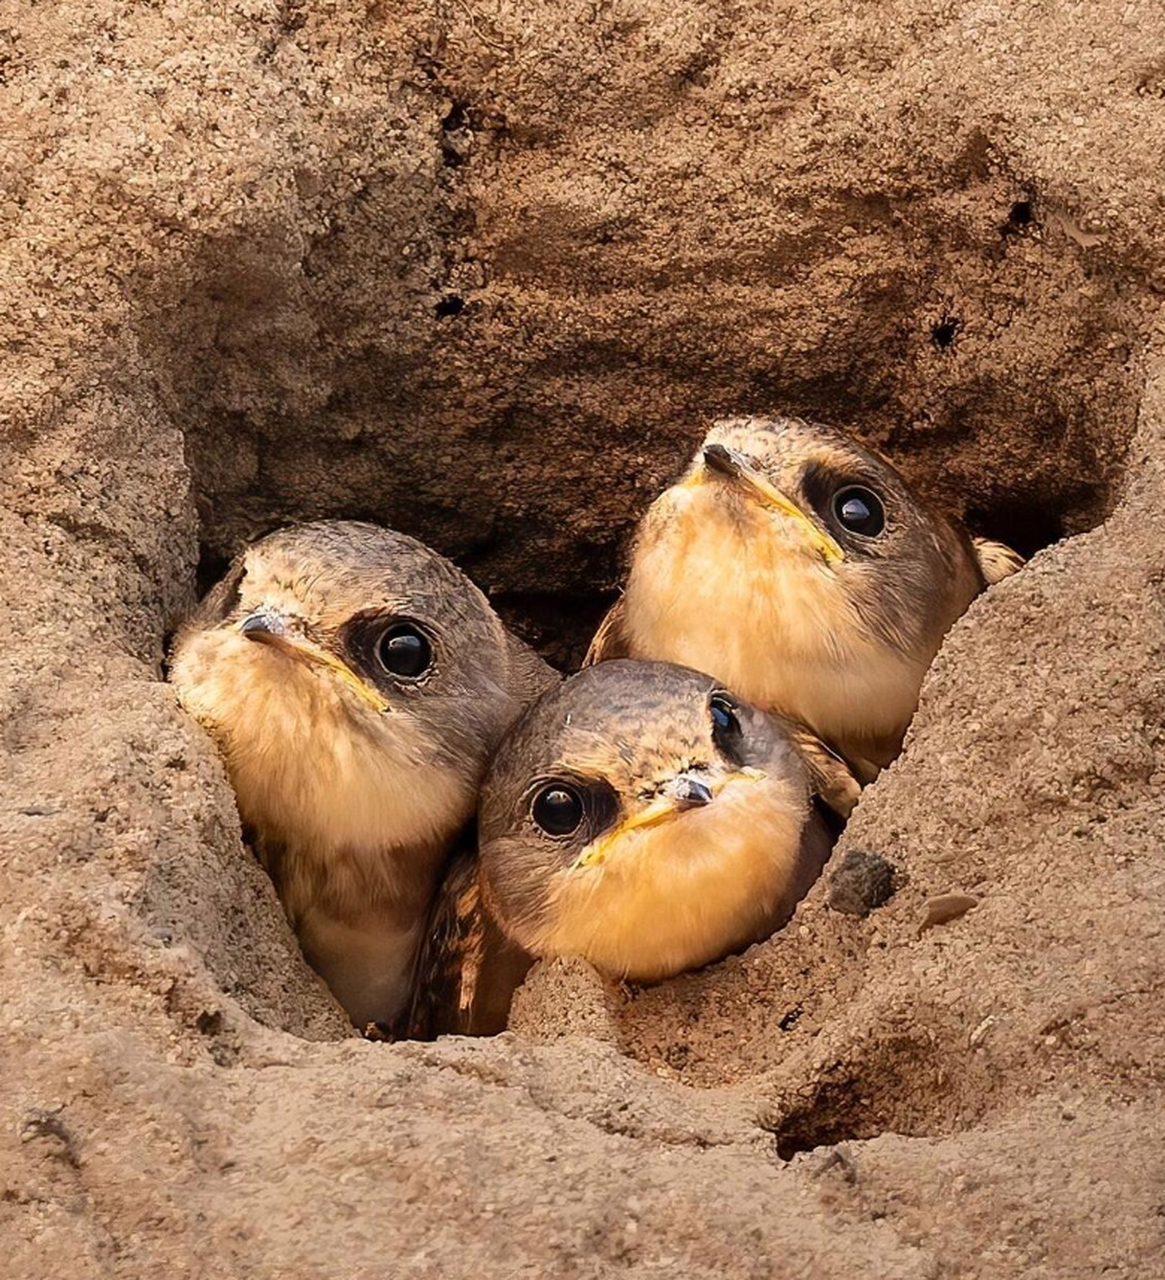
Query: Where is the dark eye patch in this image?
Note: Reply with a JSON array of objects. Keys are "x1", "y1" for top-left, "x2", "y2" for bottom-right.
[
  {"x1": 340, "y1": 611, "x2": 439, "y2": 686},
  {"x1": 525, "y1": 774, "x2": 620, "y2": 849},
  {"x1": 801, "y1": 461, "x2": 889, "y2": 544}
]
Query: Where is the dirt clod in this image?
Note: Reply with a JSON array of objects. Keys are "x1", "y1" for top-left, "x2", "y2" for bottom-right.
[{"x1": 827, "y1": 849, "x2": 898, "y2": 917}]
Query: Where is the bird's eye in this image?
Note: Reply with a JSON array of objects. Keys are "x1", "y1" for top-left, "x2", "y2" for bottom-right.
[
  {"x1": 375, "y1": 624, "x2": 433, "y2": 679},
  {"x1": 531, "y1": 784, "x2": 584, "y2": 838},
  {"x1": 709, "y1": 692, "x2": 744, "y2": 761},
  {"x1": 832, "y1": 485, "x2": 885, "y2": 537}
]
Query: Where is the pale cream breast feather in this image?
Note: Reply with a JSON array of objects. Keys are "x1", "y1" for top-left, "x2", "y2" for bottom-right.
[
  {"x1": 294, "y1": 907, "x2": 424, "y2": 1031},
  {"x1": 172, "y1": 630, "x2": 473, "y2": 1027}
]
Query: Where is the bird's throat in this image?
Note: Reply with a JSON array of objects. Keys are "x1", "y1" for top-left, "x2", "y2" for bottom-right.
[{"x1": 625, "y1": 502, "x2": 921, "y2": 752}]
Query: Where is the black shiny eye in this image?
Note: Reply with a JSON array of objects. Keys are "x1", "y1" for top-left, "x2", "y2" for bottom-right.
[
  {"x1": 833, "y1": 485, "x2": 885, "y2": 537},
  {"x1": 375, "y1": 624, "x2": 433, "y2": 679},
  {"x1": 710, "y1": 694, "x2": 737, "y2": 734},
  {"x1": 531, "y1": 784, "x2": 584, "y2": 838},
  {"x1": 709, "y1": 692, "x2": 744, "y2": 762}
]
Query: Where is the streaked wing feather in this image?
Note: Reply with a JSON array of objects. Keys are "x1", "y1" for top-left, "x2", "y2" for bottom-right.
[
  {"x1": 794, "y1": 805, "x2": 840, "y2": 899},
  {"x1": 785, "y1": 723, "x2": 862, "y2": 822},
  {"x1": 582, "y1": 595, "x2": 630, "y2": 667},
  {"x1": 972, "y1": 536, "x2": 1025, "y2": 586},
  {"x1": 406, "y1": 849, "x2": 484, "y2": 1038},
  {"x1": 406, "y1": 848, "x2": 533, "y2": 1039}
]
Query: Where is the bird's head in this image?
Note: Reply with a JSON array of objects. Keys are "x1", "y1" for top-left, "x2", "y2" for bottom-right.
[
  {"x1": 638, "y1": 415, "x2": 997, "y2": 645},
  {"x1": 478, "y1": 660, "x2": 830, "y2": 982},
  {"x1": 170, "y1": 521, "x2": 547, "y2": 861},
  {"x1": 621, "y1": 417, "x2": 1020, "y2": 757}
]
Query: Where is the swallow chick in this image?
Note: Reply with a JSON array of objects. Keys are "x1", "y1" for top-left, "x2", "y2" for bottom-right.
[
  {"x1": 169, "y1": 520, "x2": 554, "y2": 1030},
  {"x1": 587, "y1": 416, "x2": 1022, "y2": 777},
  {"x1": 408, "y1": 660, "x2": 857, "y2": 1035}
]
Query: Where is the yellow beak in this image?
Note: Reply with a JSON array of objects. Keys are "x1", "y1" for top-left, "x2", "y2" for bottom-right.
[
  {"x1": 571, "y1": 767, "x2": 766, "y2": 870},
  {"x1": 699, "y1": 444, "x2": 845, "y2": 564},
  {"x1": 237, "y1": 614, "x2": 389, "y2": 713}
]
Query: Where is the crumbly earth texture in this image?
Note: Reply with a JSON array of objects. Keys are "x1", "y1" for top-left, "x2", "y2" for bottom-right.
[{"x1": 3, "y1": 3, "x2": 1165, "y2": 1277}]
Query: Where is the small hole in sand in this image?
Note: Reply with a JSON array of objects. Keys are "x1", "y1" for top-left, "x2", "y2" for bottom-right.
[
  {"x1": 931, "y1": 316, "x2": 962, "y2": 350},
  {"x1": 1007, "y1": 200, "x2": 1033, "y2": 228},
  {"x1": 778, "y1": 1005, "x2": 803, "y2": 1032}
]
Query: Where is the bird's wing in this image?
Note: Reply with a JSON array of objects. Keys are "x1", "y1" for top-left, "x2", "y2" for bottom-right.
[
  {"x1": 787, "y1": 724, "x2": 862, "y2": 827},
  {"x1": 250, "y1": 828, "x2": 289, "y2": 897},
  {"x1": 406, "y1": 847, "x2": 533, "y2": 1039},
  {"x1": 972, "y1": 536, "x2": 1025, "y2": 586},
  {"x1": 837, "y1": 751, "x2": 883, "y2": 787},
  {"x1": 779, "y1": 725, "x2": 862, "y2": 902},
  {"x1": 406, "y1": 848, "x2": 484, "y2": 1038},
  {"x1": 582, "y1": 594, "x2": 630, "y2": 667}
]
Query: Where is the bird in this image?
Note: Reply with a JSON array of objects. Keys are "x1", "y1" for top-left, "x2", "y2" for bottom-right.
[
  {"x1": 585, "y1": 416, "x2": 1023, "y2": 778},
  {"x1": 169, "y1": 520, "x2": 555, "y2": 1031},
  {"x1": 407, "y1": 659, "x2": 858, "y2": 1037}
]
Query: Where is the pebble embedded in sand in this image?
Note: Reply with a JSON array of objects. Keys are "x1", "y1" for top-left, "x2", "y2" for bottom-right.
[{"x1": 918, "y1": 892, "x2": 981, "y2": 933}]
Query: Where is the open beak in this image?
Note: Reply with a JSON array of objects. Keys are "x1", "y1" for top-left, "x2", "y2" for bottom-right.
[
  {"x1": 237, "y1": 611, "x2": 389, "y2": 713},
  {"x1": 701, "y1": 443, "x2": 844, "y2": 565},
  {"x1": 572, "y1": 767, "x2": 766, "y2": 869}
]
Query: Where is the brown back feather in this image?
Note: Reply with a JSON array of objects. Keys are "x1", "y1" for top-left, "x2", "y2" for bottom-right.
[
  {"x1": 582, "y1": 595, "x2": 631, "y2": 667},
  {"x1": 406, "y1": 846, "x2": 533, "y2": 1039},
  {"x1": 784, "y1": 722, "x2": 863, "y2": 820}
]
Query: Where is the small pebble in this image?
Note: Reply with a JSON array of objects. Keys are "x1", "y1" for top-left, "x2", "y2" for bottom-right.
[{"x1": 918, "y1": 892, "x2": 980, "y2": 933}]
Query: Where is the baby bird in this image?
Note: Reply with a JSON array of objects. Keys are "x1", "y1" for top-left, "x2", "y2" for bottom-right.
[
  {"x1": 586, "y1": 416, "x2": 1022, "y2": 777},
  {"x1": 409, "y1": 660, "x2": 857, "y2": 1036},
  {"x1": 169, "y1": 520, "x2": 554, "y2": 1030}
]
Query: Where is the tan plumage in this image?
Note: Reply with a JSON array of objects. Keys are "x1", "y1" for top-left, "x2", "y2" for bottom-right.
[
  {"x1": 972, "y1": 535, "x2": 1026, "y2": 585},
  {"x1": 169, "y1": 520, "x2": 554, "y2": 1030},
  {"x1": 409, "y1": 660, "x2": 857, "y2": 1036},
  {"x1": 586, "y1": 416, "x2": 1022, "y2": 775}
]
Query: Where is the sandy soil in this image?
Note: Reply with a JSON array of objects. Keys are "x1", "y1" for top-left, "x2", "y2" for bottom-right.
[{"x1": 2, "y1": 2, "x2": 1164, "y2": 1276}]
